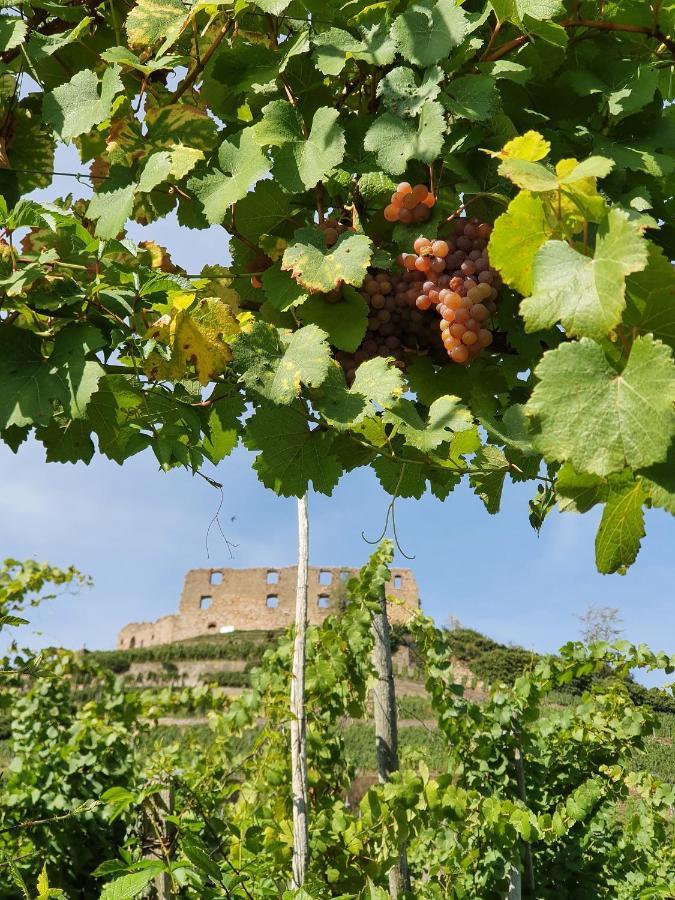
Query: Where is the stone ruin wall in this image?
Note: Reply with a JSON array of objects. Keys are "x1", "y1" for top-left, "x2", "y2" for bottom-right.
[{"x1": 117, "y1": 565, "x2": 420, "y2": 650}]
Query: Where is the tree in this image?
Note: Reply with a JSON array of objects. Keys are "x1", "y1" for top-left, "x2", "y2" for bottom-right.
[{"x1": 577, "y1": 603, "x2": 624, "y2": 644}]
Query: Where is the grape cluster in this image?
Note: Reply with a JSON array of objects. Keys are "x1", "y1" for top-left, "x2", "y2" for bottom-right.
[
  {"x1": 384, "y1": 182, "x2": 435, "y2": 225},
  {"x1": 334, "y1": 269, "x2": 449, "y2": 384},
  {"x1": 396, "y1": 218, "x2": 500, "y2": 364},
  {"x1": 320, "y1": 218, "x2": 351, "y2": 247}
]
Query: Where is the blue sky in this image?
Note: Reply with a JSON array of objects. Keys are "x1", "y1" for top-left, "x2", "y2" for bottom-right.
[{"x1": 5, "y1": 146, "x2": 675, "y2": 681}]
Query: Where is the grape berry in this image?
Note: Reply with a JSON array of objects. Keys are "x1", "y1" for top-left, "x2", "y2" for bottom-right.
[{"x1": 384, "y1": 182, "x2": 435, "y2": 225}]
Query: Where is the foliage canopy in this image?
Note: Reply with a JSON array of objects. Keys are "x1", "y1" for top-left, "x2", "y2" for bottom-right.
[{"x1": 2, "y1": 0, "x2": 675, "y2": 572}]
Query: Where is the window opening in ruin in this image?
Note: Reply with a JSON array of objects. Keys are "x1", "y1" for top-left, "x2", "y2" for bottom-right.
[
  {"x1": 394, "y1": 574, "x2": 402, "y2": 589},
  {"x1": 339, "y1": 570, "x2": 350, "y2": 582},
  {"x1": 318, "y1": 595, "x2": 330, "y2": 609},
  {"x1": 266, "y1": 570, "x2": 279, "y2": 584},
  {"x1": 210, "y1": 571, "x2": 223, "y2": 585},
  {"x1": 207, "y1": 622, "x2": 216, "y2": 630},
  {"x1": 200, "y1": 595, "x2": 212, "y2": 610},
  {"x1": 319, "y1": 570, "x2": 332, "y2": 585},
  {"x1": 266, "y1": 594, "x2": 279, "y2": 608},
  {"x1": 129, "y1": 637, "x2": 135, "y2": 649}
]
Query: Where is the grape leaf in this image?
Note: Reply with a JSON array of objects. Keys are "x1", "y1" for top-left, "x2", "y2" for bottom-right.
[
  {"x1": 145, "y1": 299, "x2": 240, "y2": 386},
  {"x1": 312, "y1": 358, "x2": 404, "y2": 428},
  {"x1": 445, "y1": 75, "x2": 499, "y2": 122},
  {"x1": 498, "y1": 155, "x2": 613, "y2": 192},
  {"x1": 639, "y1": 443, "x2": 675, "y2": 514},
  {"x1": 43, "y1": 66, "x2": 123, "y2": 141},
  {"x1": 624, "y1": 244, "x2": 675, "y2": 351},
  {"x1": 489, "y1": 130, "x2": 550, "y2": 161},
  {"x1": 0, "y1": 325, "x2": 104, "y2": 429},
  {"x1": 100, "y1": 868, "x2": 162, "y2": 900},
  {"x1": 262, "y1": 263, "x2": 308, "y2": 311},
  {"x1": 521, "y1": 209, "x2": 649, "y2": 339},
  {"x1": 125, "y1": 0, "x2": 189, "y2": 50},
  {"x1": 201, "y1": 395, "x2": 245, "y2": 464},
  {"x1": 391, "y1": 1, "x2": 469, "y2": 67},
  {"x1": 556, "y1": 464, "x2": 610, "y2": 513},
  {"x1": 595, "y1": 482, "x2": 646, "y2": 575},
  {"x1": 377, "y1": 66, "x2": 443, "y2": 118},
  {"x1": 233, "y1": 180, "x2": 292, "y2": 242},
  {"x1": 255, "y1": 102, "x2": 345, "y2": 193},
  {"x1": 526, "y1": 336, "x2": 675, "y2": 476},
  {"x1": 353, "y1": 20, "x2": 397, "y2": 66},
  {"x1": 470, "y1": 444, "x2": 510, "y2": 513},
  {"x1": 37, "y1": 418, "x2": 95, "y2": 465},
  {"x1": 86, "y1": 376, "x2": 150, "y2": 464},
  {"x1": 87, "y1": 176, "x2": 136, "y2": 239},
  {"x1": 233, "y1": 322, "x2": 331, "y2": 403},
  {"x1": 489, "y1": 192, "x2": 551, "y2": 295},
  {"x1": 244, "y1": 402, "x2": 342, "y2": 496},
  {"x1": 364, "y1": 100, "x2": 445, "y2": 175},
  {"x1": 188, "y1": 129, "x2": 271, "y2": 225},
  {"x1": 0, "y1": 17, "x2": 27, "y2": 52},
  {"x1": 312, "y1": 28, "x2": 365, "y2": 76},
  {"x1": 373, "y1": 455, "x2": 427, "y2": 499},
  {"x1": 491, "y1": 0, "x2": 564, "y2": 23},
  {"x1": 299, "y1": 286, "x2": 368, "y2": 353},
  {"x1": 282, "y1": 229, "x2": 372, "y2": 294},
  {"x1": 384, "y1": 396, "x2": 473, "y2": 453},
  {"x1": 137, "y1": 152, "x2": 173, "y2": 193},
  {"x1": 253, "y1": 0, "x2": 292, "y2": 13}
]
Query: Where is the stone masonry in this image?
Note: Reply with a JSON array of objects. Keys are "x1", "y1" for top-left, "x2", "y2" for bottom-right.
[{"x1": 117, "y1": 566, "x2": 420, "y2": 649}]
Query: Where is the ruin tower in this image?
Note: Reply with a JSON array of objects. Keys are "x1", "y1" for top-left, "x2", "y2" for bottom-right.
[{"x1": 117, "y1": 565, "x2": 420, "y2": 649}]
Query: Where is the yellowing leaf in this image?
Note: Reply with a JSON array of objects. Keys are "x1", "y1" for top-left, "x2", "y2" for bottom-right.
[
  {"x1": 486, "y1": 130, "x2": 550, "y2": 161},
  {"x1": 145, "y1": 298, "x2": 240, "y2": 385}
]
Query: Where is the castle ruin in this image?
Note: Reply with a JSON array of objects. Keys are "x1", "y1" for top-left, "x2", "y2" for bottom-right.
[{"x1": 117, "y1": 565, "x2": 420, "y2": 649}]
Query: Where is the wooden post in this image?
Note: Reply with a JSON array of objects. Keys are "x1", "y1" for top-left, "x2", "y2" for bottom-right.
[
  {"x1": 141, "y1": 784, "x2": 175, "y2": 900},
  {"x1": 514, "y1": 746, "x2": 535, "y2": 894},
  {"x1": 507, "y1": 866, "x2": 522, "y2": 899},
  {"x1": 371, "y1": 584, "x2": 410, "y2": 896},
  {"x1": 290, "y1": 493, "x2": 309, "y2": 888}
]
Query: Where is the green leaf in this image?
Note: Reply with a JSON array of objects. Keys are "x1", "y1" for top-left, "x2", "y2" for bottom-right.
[
  {"x1": 489, "y1": 192, "x2": 551, "y2": 295},
  {"x1": 624, "y1": 243, "x2": 675, "y2": 351},
  {"x1": 43, "y1": 66, "x2": 123, "y2": 141},
  {"x1": 556, "y1": 464, "x2": 610, "y2": 513},
  {"x1": 521, "y1": 209, "x2": 649, "y2": 339},
  {"x1": 255, "y1": 103, "x2": 346, "y2": 193},
  {"x1": 384, "y1": 396, "x2": 473, "y2": 453},
  {"x1": 364, "y1": 100, "x2": 445, "y2": 175},
  {"x1": 233, "y1": 322, "x2": 331, "y2": 404},
  {"x1": 87, "y1": 176, "x2": 136, "y2": 239},
  {"x1": 262, "y1": 263, "x2": 308, "y2": 311},
  {"x1": 445, "y1": 75, "x2": 499, "y2": 122},
  {"x1": 233, "y1": 180, "x2": 292, "y2": 242},
  {"x1": 377, "y1": 66, "x2": 443, "y2": 117},
  {"x1": 373, "y1": 455, "x2": 427, "y2": 499},
  {"x1": 125, "y1": 0, "x2": 189, "y2": 50},
  {"x1": 391, "y1": 1, "x2": 469, "y2": 67},
  {"x1": 299, "y1": 286, "x2": 368, "y2": 352},
  {"x1": 0, "y1": 326, "x2": 103, "y2": 430},
  {"x1": 38, "y1": 418, "x2": 95, "y2": 464},
  {"x1": 201, "y1": 395, "x2": 245, "y2": 464},
  {"x1": 244, "y1": 402, "x2": 342, "y2": 496},
  {"x1": 470, "y1": 444, "x2": 510, "y2": 513},
  {"x1": 490, "y1": 0, "x2": 564, "y2": 23},
  {"x1": 0, "y1": 17, "x2": 27, "y2": 52},
  {"x1": 137, "y1": 151, "x2": 173, "y2": 193},
  {"x1": 595, "y1": 482, "x2": 646, "y2": 574},
  {"x1": 639, "y1": 443, "x2": 675, "y2": 514},
  {"x1": 312, "y1": 28, "x2": 365, "y2": 76},
  {"x1": 526, "y1": 336, "x2": 675, "y2": 476},
  {"x1": 100, "y1": 867, "x2": 163, "y2": 900},
  {"x1": 254, "y1": 0, "x2": 292, "y2": 13},
  {"x1": 313, "y1": 356, "x2": 404, "y2": 428},
  {"x1": 607, "y1": 65, "x2": 659, "y2": 120},
  {"x1": 188, "y1": 128, "x2": 271, "y2": 225},
  {"x1": 354, "y1": 20, "x2": 397, "y2": 66},
  {"x1": 282, "y1": 229, "x2": 372, "y2": 294}
]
